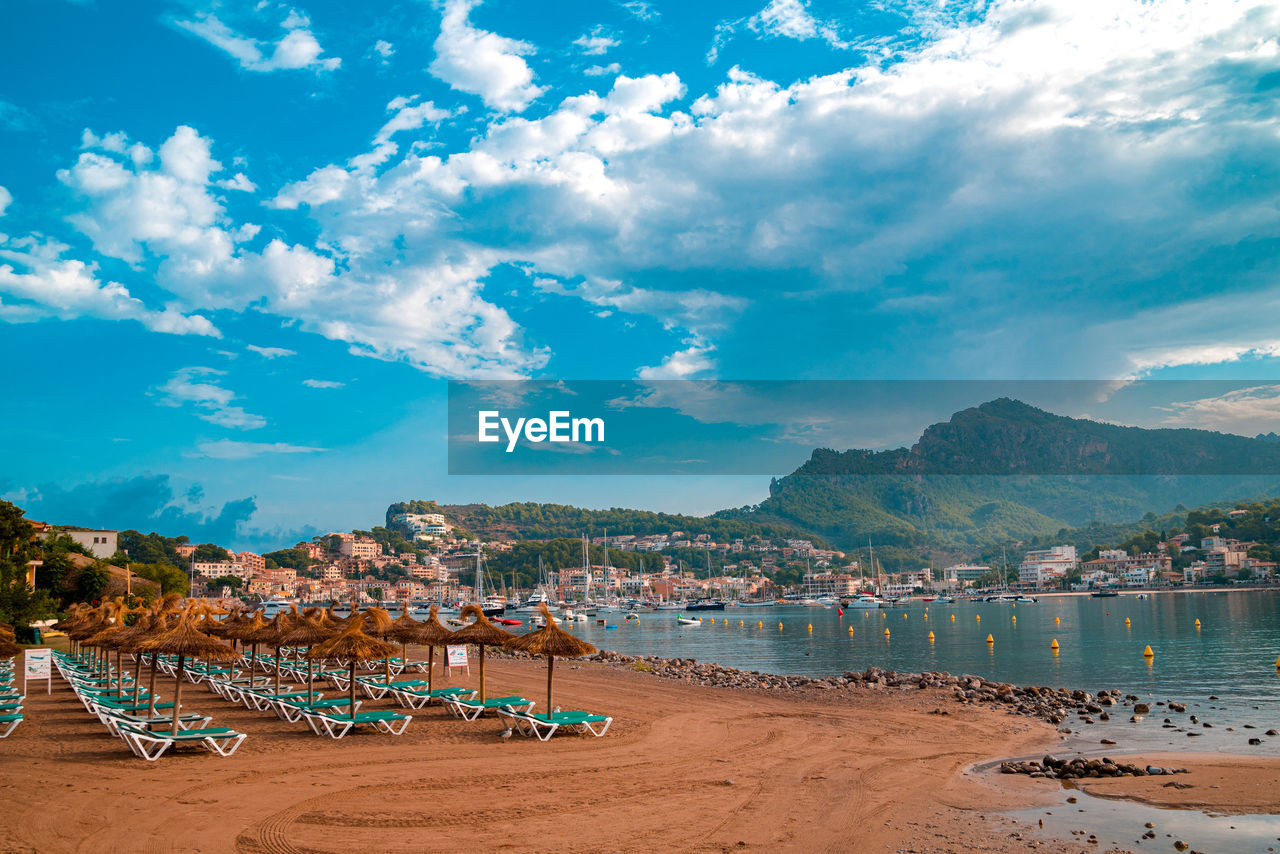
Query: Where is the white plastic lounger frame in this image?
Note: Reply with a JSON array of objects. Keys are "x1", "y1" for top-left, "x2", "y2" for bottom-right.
[
  {"x1": 117, "y1": 725, "x2": 246, "y2": 761},
  {"x1": 301, "y1": 710, "x2": 412, "y2": 739},
  {"x1": 444, "y1": 696, "x2": 534, "y2": 722},
  {"x1": 500, "y1": 709, "x2": 613, "y2": 741},
  {"x1": 0, "y1": 714, "x2": 22, "y2": 738}
]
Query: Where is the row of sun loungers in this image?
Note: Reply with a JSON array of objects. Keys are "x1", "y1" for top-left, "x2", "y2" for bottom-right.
[
  {"x1": 0, "y1": 657, "x2": 21, "y2": 737},
  {"x1": 53, "y1": 651, "x2": 246, "y2": 761}
]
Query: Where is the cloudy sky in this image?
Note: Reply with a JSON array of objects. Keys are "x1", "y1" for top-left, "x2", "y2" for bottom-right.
[{"x1": 3, "y1": 0, "x2": 1280, "y2": 549}]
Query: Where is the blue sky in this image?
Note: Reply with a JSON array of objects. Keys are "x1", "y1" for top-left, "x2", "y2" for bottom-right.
[{"x1": 3, "y1": 0, "x2": 1280, "y2": 550}]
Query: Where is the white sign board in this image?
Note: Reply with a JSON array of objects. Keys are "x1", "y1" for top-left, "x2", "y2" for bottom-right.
[
  {"x1": 446, "y1": 644, "x2": 469, "y2": 668},
  {"x1": 24, "y1": 648, "x2": 52, "y2": 693}
]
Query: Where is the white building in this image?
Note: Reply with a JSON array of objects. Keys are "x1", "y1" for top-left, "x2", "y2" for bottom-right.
[
  {"x1": 941, "y1": 564, "x2": 991, "y2": 587},
  {"x1": 338, "y1": 537, "x2": 382, "y2": 559},
  {"x1": 51, "y1": 528, "x2": 118, "y2": 559},
  {"x1": 1018, "y1": 546, "x2": 1077, "y2": 588},
  {"x1": 191, "y1": 561, "x2": 246, "y2": 580},
  {"x1": 393, "y1": 513, "x2": 450, "y2": 540}
]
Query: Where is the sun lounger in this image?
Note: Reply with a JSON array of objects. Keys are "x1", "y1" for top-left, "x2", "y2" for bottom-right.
[
  {"x1": 101, "y1": 709, "x2": 213, "y2": 738},
  {"x1": 273, "y1": 696, "x2": 360, "y2": 722},
  {"x1": 444, "y1": 695, "x2": 534, "y2": 721},
  {"x1": 0, "y1": 713, "x2": 22, "y2": 738},
  {"x1": 357, "y1": 677, "x2": 431, "y2": 699},
  {"x1": 300, "y1": 709, "x2": 412, "y2": 739},
  {"x1": 497, "y1": 708, "x2": 613, "y2": 740},
  {"x1": 387, "y1": 685, "x2": 475, "y2": 709},
  {"x1": 117, "y1": 724, "x2": 246, "y2": 761}
]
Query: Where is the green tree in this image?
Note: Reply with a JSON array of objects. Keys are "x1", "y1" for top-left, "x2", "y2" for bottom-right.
[
  {"x1": 0, "y1": 500, "x2": 58, "y2": 626},
  {"x1": 192, "y1": 543, "x2": 232, "y2": 563}
]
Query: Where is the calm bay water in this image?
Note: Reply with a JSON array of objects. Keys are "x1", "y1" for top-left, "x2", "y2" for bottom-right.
[{"x1": 559, "y1": 590, "x2": 1280, "y2": 754}]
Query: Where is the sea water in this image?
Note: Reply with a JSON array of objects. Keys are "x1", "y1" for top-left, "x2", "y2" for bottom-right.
[{"x1": 565, "y1": 591, "x2": 1280, "y2": 755}]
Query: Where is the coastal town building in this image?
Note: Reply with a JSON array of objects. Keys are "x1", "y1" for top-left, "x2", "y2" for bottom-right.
[
  {"x1": 191, "y1": 560, "x2": 246, "y2": 580},
  {"x1": 1018, "y1": 546, "x2": 1077, "y2": 588},
  {"x1": 47, "y1": 527, "x2": 118, "y2": 559},
  {"x1": 941, "y1": 564, "x2": 991, "y2": 587}
]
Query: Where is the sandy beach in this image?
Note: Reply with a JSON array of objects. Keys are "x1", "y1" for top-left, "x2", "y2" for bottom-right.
[{"x1": 1, "y1": 650, "x2": 1277, "y2": 853}]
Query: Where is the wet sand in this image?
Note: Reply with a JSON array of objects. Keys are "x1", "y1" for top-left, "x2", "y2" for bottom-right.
[{"x1": 0, "y1": 651, "x2": 1275, "y2": 853}]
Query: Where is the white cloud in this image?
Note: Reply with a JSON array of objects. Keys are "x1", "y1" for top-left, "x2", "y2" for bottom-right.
[
  {"x1": 429, "y1": 0, "x2": 546, "y2": 112},
  {"x1": 710, "y1": 0, "x2": 848, "y2": 63},
  {"x1": 0, "y1": 185, "x2": 11, "y2": 216},
  {"x1": 193, "y1": 439, "x2": 326, "y2": 460},
  {"x1": 585, "y1": 63, "x2": 621, "y2": 77},
  {"x1": 173, "y1": 11, "x2": 340, "y2": 73},
  {"x1": 0, "y1": 230, "x2": 218, "y2": 336},
  {"x1": 302, "y1": 378, "x2": 344, "y2": 388},
  {"x1": 373, "y1": 39, "x2": 395, "y2": 61},
  {"x1": 1160, "y1": 385, "x2": 1280, "y2": 435},
  {"x1": 574, "y1": 31, "x2": 618, "y2": 56},
  {"x1": 638, "y1": 341, "x2": 717, "y2": 379},
  {"x1": 155, "y1": 367, "x2": 266, "y2": 430},
  {"x1": 373, "y1": 96, "x2": 452, "y2": 146},
  {"x1": 247, "y1": 344, "x2": 296, "y2": 358},
  {"x1": 216, "y1": 172, "x2": 257, "y2": 192}
]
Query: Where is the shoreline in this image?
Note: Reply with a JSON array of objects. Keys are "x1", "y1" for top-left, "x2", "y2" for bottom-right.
[{"x1": 2, "y1": 645, "x2": 1277, "y2": 852}]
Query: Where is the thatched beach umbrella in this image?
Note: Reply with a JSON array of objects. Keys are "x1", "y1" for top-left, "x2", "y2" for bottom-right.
[
  {"x1": 415, "y1": 606, "x2": 454, "y2": 696},
  {"x1": 224, "y1": 612, "x2": 267, "y2": 674},
  {"x1": 253, "y1": 612, "x2": 295, "y2": 695},
  {"x1": 306, "y1": 620, "x2": 397, "y2": 716},
  {"x1": 382, "y1": 605, "x2": 424, "y2": 683},
  {"x1": 448, "y1": 604, "x2": 514, "y2": 702},
  {"x1": 139, "y1": 607, "x2": 237, "y2": 735},
  {"x1": 506, "y1": 605, "x2": 597, "y2": 712},
  {"x1": 68, "y1": 603, "x2": 111, "y2": 673},
  {"x1": 280, "y1": 610, "x2": 334, "y2": 703},
  {"x1": 111, "y1": 611, "x2": 157, "y2": 707},
  {"x1": 84, "y1": 602, "x2": 132, "y2": 691},
  {"x1": 361, "y1": 606, "x2": 398, "y2": 682}
]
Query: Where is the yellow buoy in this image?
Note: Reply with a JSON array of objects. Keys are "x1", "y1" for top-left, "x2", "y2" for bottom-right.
[
  {"x1": 1050, "y1": 638, "x2": 1059, "y2": 650},
  {"x1": 928, "y1": 631, "x2": 935, "y2": 642},
  {"x1": 757, "y1": 621, "x2": 763, "y2": 628},
  {"x1": 1125, "y1": 617, "x2": 1131, "y2": 626},
  {"x1": 724, "y1": 618, "x2": 728, "y2": 625},
  {"x1": 807, "y1": 623, "x2": 813, "y2": 632},
  {"x1": 1275, "y1": 653, "x2": 1280, "y2": 668},
  {"x1": 848, "y1": 626, "x2": 854, "y2": 635},
  {"x1": 903, "y1": 613, "x2": 908, "y2": 620},
  {"x1": 1195, "y1": 619, "x2": 1201, "y2": 629},
  {"x1": 1143, "y1": 644, "x2": 1154, "y2": 658},
  {"x1": 1011, "y1": 616, "x2": 1016, "y2": 624},
  {"x1": 986, "y1": 633, "x2": 994, "y2": 645},
  {"x1": 1054, "y1": 616, "x2": 1060, "y2": 625},
  {"x1": 923, "y1": 613, "x2": 928, "y2": 621},
  {"x1": 739, "y1": 620, "x2": 744, "y2": 626},
  {"x1": 884, "y1": 628, "x2": 890, "y2": 637},
  {"x1": 976, "y1": 614, "x2": 981, "y2": 622},
  {"x1": 778, "y1": 622, "x2": 783, "y2": 630},
  {"x1": 950, "y1": 614, "x2": 955, "y2": 622}
]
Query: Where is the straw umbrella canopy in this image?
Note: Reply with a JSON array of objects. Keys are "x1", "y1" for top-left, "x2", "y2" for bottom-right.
[
  {"x1": 506, "y1": 605, "x2": 597, "y2": 712},
  {"x1": 280, "y1": 610, "x2": 334, "y2": 702},
  {"x1": 250, "y1": 612, "x2": 296, "y2": 695},
  {"x1": 110, "y1": 611, "x2": 158, "y2": 706},
  {"x1": 306, "y1": 620, "x2": 398, "y2": 715},
  {"x1": 385, "y1": 605, "x2": 424, "y2": 665},
  {"x1": 84, "y1": 602, "x2": 132, "y2": 691},
  {"x1": 224, "y1": 612, "x2": 267, "y2": 674},
  {"x1": 139, "y1": 607, "x2": 237, "y2": 735},
  {"x1": 67, "y1": 604, "x2": 112, "y2": 672},
  {"x1": 361, "y1": 607, "x2": 398, "y2": 683},
  {"x1": 413, "y1": 606, "x2": 455, "y2": 696},
  {"x1": 448, "y1": 604, "x2": 514, "y2": 702}
]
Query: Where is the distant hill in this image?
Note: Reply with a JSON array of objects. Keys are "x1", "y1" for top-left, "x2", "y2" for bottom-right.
[
  {"x1": 727, "y1": 399, "x2": 1280, "y2": 551},
  {"x1": 385, "y1": 499, "x2": 826, "y2": 547}
]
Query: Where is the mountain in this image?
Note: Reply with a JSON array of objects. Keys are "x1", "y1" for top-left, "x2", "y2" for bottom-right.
[
  {"x1": 730, "y1": 399, "x2": 1280, "y2": 551},
  {"x1": 385, "y1": 499, "x2": 824, "y2": 546}
]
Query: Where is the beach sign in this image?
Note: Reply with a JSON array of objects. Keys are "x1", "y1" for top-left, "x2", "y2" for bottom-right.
[
  {"x1": 24, "y1": 648, "x2": 52, "y2": 693},
  {"x1": 446, "y1": 644, "x2": 469, "y2": 673}
]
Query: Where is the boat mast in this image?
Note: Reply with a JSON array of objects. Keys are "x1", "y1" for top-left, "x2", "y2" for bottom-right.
[{"x1": 474, "y1": 550, "x2": 483, "y2": 604}]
